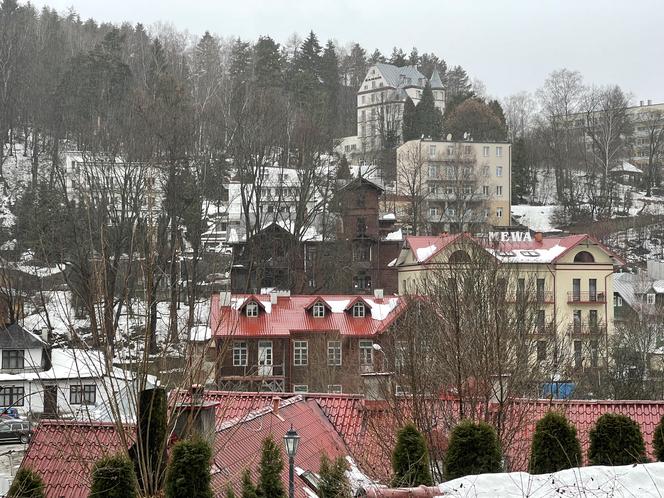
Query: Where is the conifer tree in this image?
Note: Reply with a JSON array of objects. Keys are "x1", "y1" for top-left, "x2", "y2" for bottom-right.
[
  {"x1": 165, "y1": 438, "x2": 214, "y2": 498},
  {"x1": 444, "y1": 421, "x2": 502, "y2": 481},
  {"x1": 588, "y1": 413, "x2": 646, "y2": 466},
  {"x1": 241, "y1": 469, "x2": 259, "y2": 498},
  {"x1": 391, "y1": 424, "x2": 433, "y2": 487},
  {"x1": 369, "y1": 49, "x2": 385, "y2": 64},
  {"x1": 529, "y1": 412, "x2": 582, "y2": 474},
  {"x1": 90, "y1": 454, "x2": 138, "y2": 498},
  {"x1": 131, "y1": 387, "x2": 168, "y2": 495},
  {"x1": 511, "y1": 137, "x2": 531, "y2": 203},
  {"x1": 318, "y1": 454, "x2": 351, "y2": 498},
  {"x1": 653, "y1": 415, "x2": 664, "y2": 461},
  {"x1": 402, "y1": 97, "x2": 418, "y2": 142},
  {"x1": 226, "y1": 485, "x2": 237, "y2": 498},
  {"x1": 258, "y1": 435, "x2": 285, "y2": 498},
  {"x1": 389, "y1": 47, "x2": 407, "y2": 66},
  {"x1": 336, "y1": 156, "x2": 352, "y2": 180},
  {"x1": 321, "y1": 40, "x2": 341, "y2": 135},
  {"x1": 345, "y1": 43, "x2": 367, "y2": 89},
  {"x1": 414, "y1": 83, "x2": 443, "y2": 140},
  {"x1": 7, "y1": 468, "x2": 45, "y2": 498},
  {"x1": 253, "y1": 35, "x2": 283, "y2": 87}
]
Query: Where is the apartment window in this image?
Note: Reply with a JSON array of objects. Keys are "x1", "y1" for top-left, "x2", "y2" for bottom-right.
[
  {"x1": 428, "y1": 164, "x2": 438, "y2": 178},
  {"x1": 447, "y1": 146, "x2": 454, "y2": 156},
  {"x1": 429, "y1": 145, "x2": 436, "y2": 157},
  {"x1": 463, "y1": 185, "x2": 472, "y2": 195},
  {"x1": 429, "y1": 207, "x2": 439, "y2": 217},
  {"x1": 313, "y1": 302, "x2": 326, "y2": 318},
  {"x1": 496, "y1": 207, "x2": 503, "y2": 218},
  {"x1": 496, "y1": 186, "x2": 503, "y2": 196},
  {"x1": 482, "y1": 165, "x2": 490, "y2": 177},
  {"x1": 293, "y1": 340, "x2": 308, "y2": 366},
  {"x1": 371, "y1": 93, "x2": 375, "y2": 103},
  {"x1": 361, "y1": 96, "x2": 366, "y2": 104},
  {"x1": 352, "y1": 302, "x2": 366, "y2": 317},
  {"x1": 483, "y1": 146, "x2": 490, "y2": 157},
  {"x1": 233, "y1": 342, "x2": 248, "y2": 366},
  {"x1": 537, "y1": 340, "x2": 546, "y2": 361},
  {"x1": 590, "y1": 340, "x2": 599, "y2": 368},
  {"x1": 496, "y1": 146, "x2": 503, "y2": 157},
  {"x1": 589, "y1": 278, "x2": 597, "y2": 301},
  {"x1": 589, "y1": 310, "x2": 598, "y2": 330},
  {"x1": 328, "y1": 385, "x2": 343, "y2": 394},
  {"x1": 537, "y1": 278, "x2": 545, "y2": 301},
  {"x1": 327, "y1": 341, "x2": 342, "y2": 366},
  {"x1": 445, "y1": 207, "x2": 455, "y2": 217},
  {"x1": 71, "y1": 384, "x2": 97, "y2": 405},
  {"x1": 0, "y1": 386, "x2": 24, "y2": 406},
  {"x1": 428, "y1": 185, "x2": 438, "y2": 195},
  {"x1": 445, "y1": 186, "x2": 454, "y2": 195},
  {"x1": 464, "y1": 145, "x2": 472, "y2": 155},
  {"x1": 482, "y1": 185, "x2": 490, "y2": 196},
  {"x1": 647, "y1": 293, "x2": 656, "y2": 305},
  {"x1": 359, "y1": 340, "x2": 374, "y2": 368},
  {"x1": 573, "y1": 310, "x2": 582, "y2": 333},
  {"x1": 245, "y1": 302, "x2": 259, "y2": 317},
  {"x1": 356, "y1": 217, "x2": 367, "y2": 236},
  {"x1": 2, "y1": 350, "x2": 24, "y2": 370},
  {"x1": 293, "y1": 385, "x2": 309, "y2": 393},
  {"x1": 496, "y1": 166, "x2": 503, "y2": 177},
  {"x1": 614, "y1": 295, "x2": 623, "y2": 307},
  {"x1": 537, "y1": 310, "x2": 545, "y2": 332},
  {"x1": 574, "y1": 340, "x2": 582, "y2": 368},
  {"x1": 483, "y1": 208, "x2": 490, "y2": 218}
]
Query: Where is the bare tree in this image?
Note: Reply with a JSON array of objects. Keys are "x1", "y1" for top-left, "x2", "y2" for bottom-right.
[{"x1": 638, "y1": 108, "x2": 664, "y2": 196}]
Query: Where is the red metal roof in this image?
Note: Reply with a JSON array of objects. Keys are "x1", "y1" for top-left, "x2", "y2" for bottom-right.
[
  {"x1": 20, "y1": 420, "x2": 132, "y2": 498},
  {"x1": 211, "y1": 294, "x2": 407, "y2": 338}
]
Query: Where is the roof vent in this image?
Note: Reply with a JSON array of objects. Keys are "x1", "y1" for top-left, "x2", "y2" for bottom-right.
[
  {"x1": 270, "y1": 291, "x2": 278, "y2": 305},
  {"x1": 374, "y1": 289, "x2": 384, "y2": 299}
]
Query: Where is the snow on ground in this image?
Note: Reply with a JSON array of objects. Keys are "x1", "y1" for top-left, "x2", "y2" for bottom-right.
[
  {"x1": 438, "y1": 462, "x2": 664, "y2": 497},
  {"x1": 511, "y1": 205, "x2": 560, "y2": 232}
]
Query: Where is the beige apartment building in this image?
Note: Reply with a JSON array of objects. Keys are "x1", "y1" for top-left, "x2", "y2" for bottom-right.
[
  {"x1": 396, "y1": 138, "x2": 511, "y2": 232},
  {"x1": 393, "y1": 232, "x2": 624, "y2": 372}
]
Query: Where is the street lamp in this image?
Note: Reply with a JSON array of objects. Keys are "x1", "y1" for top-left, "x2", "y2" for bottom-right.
[{"x1": 283, "y1": 425, "x2": 300, "y2": 498}]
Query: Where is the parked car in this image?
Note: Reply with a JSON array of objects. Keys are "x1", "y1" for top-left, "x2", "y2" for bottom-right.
[
  {"x1": 0, "y1": 420, "x2": 32, "y2": 444},
  {"x1": 0, "y1": 408, "x2": 19, "y2": 419}
]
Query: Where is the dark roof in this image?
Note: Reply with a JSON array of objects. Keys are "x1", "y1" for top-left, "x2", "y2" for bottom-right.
[{"x1": 0, "y1": 323, "x2": 44, "y2": 349}]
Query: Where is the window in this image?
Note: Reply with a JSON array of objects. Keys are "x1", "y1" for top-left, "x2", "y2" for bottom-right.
[
  {"x1": 356, "y1": 217, "x2": 366, "y2": 236},
  {"x1": 293, "y1": 340, "x2": 308, "y2": 366},
  {"x1": 589, "y1": 279, "x2": 597, "y2": 301},
  {"x1": 496, "y1": 207, "x2": 503, "y2": 218},
  {"x1": 293, "y1": 385, "x2": 308, "y2": 393},
  {"x1": 481, "y1": 165, "x2": 490, "y2": 177},
  {"x1": 496, "y1": 166, "x2": 503, "y2": 177},
  {"x1": 647, "y1": 293, "x2": 656, "y2": 305},
  {"x1": 589, "y1": 310, "x2": 598, "y2": 330},
  {"x1": 233, "y1": 342, "x2": 248, "y2": 366},
  {"x1": 614, "y1": 295, "x2": 623, "y2": 307},
  {"x1": 327, "y1": 385, "x2": 343, "y2": 394},
  {"x1": 428, "y1": 164, "x2": 438, "y2": 178},
  {"x1": 2, "y1": 350, "x2": 24, "y2": 370},
  {"x1": 447, "y1": 146, "x2": 454, "y2": 156},
  {"x1": 537, "y1": 310, "x2": 545, "y2": 332},
  {"x1": 537, "y1": 340, "x2": 546, "y2": 361},
  {"x1": 573, "y1": 310, "x2": 582, "y2": 333},
  {"x1": 361, "y1": 96, "x2": 366, "y2": 104},
  {"x1": 496, "y1": 146, "x2": 503, "y2": 157},
  {"x1": 327, "y1": 341, "x2": 342, "y2": 366},
  {"x1": 71, "y1": 384, "x2": 96, "y2": 405},
  {"x1": 313, "y1": 302, "x2": 326, "y2": 318},
  {"x1": 483, "y1": 146, "x2": 490, "y2": 157},
  {"x1": 429, "y1": 207, "x2": 439, "y2": 217},
  {"x1": 245, "y1": 301, "x2": 259, "y2": 317},
  {"x1": 395, "y1": 341, "x2": 408, "y2": 369},
  {"x1": 353, "y1": 244, "x2": 370, "y2": 262},
  {"x1": 464, "y1": 145, "x2": 472, "y2": 155},
  {"x1": 359, "y1": 340, "x2": 374, "y2": 369},
  {"x1": 496, "y1": 186, "x2": 503, "y2": 196},
  {"x1": 482, "y1": 185, "x2": 490, "y2": 196},
  {"x1": 352, "y1": 302, "x2": 366, "y2": 317},
  {"x1": 574, "y1": 340, "x2": 582, "y2": 368},
  {"x1": 429, "y1": 145, "x2": 436, "y2": 157},
  {"x1": 0, "y1": 386, "x2": 24, "y2": 406},
  {"x1": 537, "y1": 279, "x2": 546, "y2": 301},
  {"x1": 590, "y1": 340, "x2": 599, "y2": 368}
]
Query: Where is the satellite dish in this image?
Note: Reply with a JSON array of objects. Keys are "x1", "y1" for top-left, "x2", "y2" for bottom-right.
[{"x1": 446, "y1": 134, "x2": 452, "y2": 141}]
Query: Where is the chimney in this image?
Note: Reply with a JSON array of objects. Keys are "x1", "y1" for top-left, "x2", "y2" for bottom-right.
[
  {"x1": 270, "y1": 291, "x2": 278, "y2": 305},
  {"x1": 534, "y1": 232, "x2": 543, "y2": 243},
  {"x1": 272, "y1": 396, "x2": 281, "y2": 415},
  {"x1": 190, "y1": 384, "x2": 204, "y2": 405},
  {"x1": 373, "y1": 289, "x2": 384, "y2": 299},
  {"x1": 218, "y1": 291, "x2": 231, "y2": 308}
]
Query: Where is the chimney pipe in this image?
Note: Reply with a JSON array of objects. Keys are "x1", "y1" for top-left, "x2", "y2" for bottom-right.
[
  {"x1": 374, "y1": 289, "x2": 384, "y2": 299},
  {"x1": 218, "y1": 291, "x2": 231, "y2": 308},
  {"x1": 270, "y1": 291, "x2": 278, "y2": 305},
  {"x1": 190, "y1": 384, "x2": 204, "y2": 405},
  {"x1": 534, "y1": 232, "x2": 543, "y2": 243},
  {"x1": 272, "y1": 396, "x2": 281, "y2": 415}
]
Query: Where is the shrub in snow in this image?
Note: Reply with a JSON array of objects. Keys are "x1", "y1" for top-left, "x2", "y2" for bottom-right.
[
  {"x1": 654, "y1": 415, "x2": 664, "y2": 461},
  {"x1": 444, "y1": 420, "x2": 502, "y2": 481},
  {"x1": 529, "y1": 411, "x2": 582, "y2": 474},
  {"x1": 165, "y1": 438, "x2": 214, "y2": 498},
  {"x1": 588, "y1": 413, "x2": 646, "y2": 466},
  {"x1": 391, "y1": 423, "x2": 433, "y2": 487},
  {"x1": 90, "y1": 454, "x2": 138, "y2": 498},
  {"x1": 318, "y1": 453, "x2": 352, "y2": 498},
  {"x1": 7, "y1": 467, "x2": 45, "y2": 498}
]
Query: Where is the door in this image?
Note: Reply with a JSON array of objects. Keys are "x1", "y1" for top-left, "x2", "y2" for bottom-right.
[
  {"x1": 43, "y1": 385, "x2": 58, "y2": 417},
  {"x1": 589, "y1": 279, "x2": 597, "y2": 301},
  {"x1": 572, "y1": 279, "x2": 581, "y2": 301},
  {"x1": 257, "y1": 341, "x2": 273, "y2": 376}
]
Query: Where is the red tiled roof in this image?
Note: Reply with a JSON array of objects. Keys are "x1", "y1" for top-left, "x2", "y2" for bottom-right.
[
  {"x1": 404, "y1": 233, "x2": 466, "y2": 264},
  {"x1": 20, "y1": 420, "x2": 132, "y2": 498},
  {"x1": 210, "y1": 294, "x2": 406, "y2": 338}
]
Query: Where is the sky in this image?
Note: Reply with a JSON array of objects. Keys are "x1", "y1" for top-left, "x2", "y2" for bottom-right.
[{"x1": 28, "y1": 0, "x2": 664, "y2": 103}]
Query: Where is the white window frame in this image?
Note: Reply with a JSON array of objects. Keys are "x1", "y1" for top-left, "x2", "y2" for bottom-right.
[
  {"x1": 647, "y1": 293, "x2": 656, "y2": 305},
  {"x1": 496, "y1": 166, "x2": 503, "y2": 177},
  {"x1": 233, "y1": 341, "x2": 248, "y2": 366},
  {"x1": 614, "y1": 295, "x2": 623, "y2": 307},
  {"x1": 327, "y1": 385, "x2": 343, "y2": 394},
  {"x1": 483, "y1": 146, "x2": 490, "y2": 157},
  {"x1": 429, "y1": 145, "x2": 436, "y2": 158},
  {"x1": 293, "y1": 340, "x2": 308, "y2": 366},
  {"x1": 352, "y1": 303, "x2": 366, "y2": 317},
  {"x1": 293, "y1": 385, "x2": 309, "y2": 393},
  {"x1": 496, "y1": 207, "x2": 503, "y2": 218},
  {"x1": 482, "y1": 185, "x2": 490, "y2": 196},
  {"x1": 395, "y1": 341, "x2": 408, "y2": 369},
  {"x1": 327, "y1": 340, "x2": 342, "y2": 366},
  {"x1": 429, "y1": 207, "x2": 439, "y2": 217},
  {"x1": 245, "y1": 301, "x2": 259, "y2": 317},
  {"x1": 496, "y1": 146, "x2": 503, "y2": 157},
  {"x1": 313, "y1": 302, "x2": 326, "y2": 318},
  {"x1": 359, "y1": 340, "x2": 374, "y2": 368},
  {"x1": 496, "y1": 185, "x2": 503, "y2": 196}
]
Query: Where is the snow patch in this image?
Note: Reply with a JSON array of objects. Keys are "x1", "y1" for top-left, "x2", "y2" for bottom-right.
[
  {"x1": 416, "y1": 244, "x2": 438, "y2": 262},
  {"x1": 385, "y1": 228, "x2": 402, "y2": 241}
]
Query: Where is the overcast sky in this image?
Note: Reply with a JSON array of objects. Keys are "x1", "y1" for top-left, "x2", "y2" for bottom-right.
[{"x1": 29, "y1": 0, "x2": 664, "y2": 103}]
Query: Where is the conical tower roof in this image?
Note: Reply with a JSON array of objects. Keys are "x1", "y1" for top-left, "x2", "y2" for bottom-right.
[{"x1": 429, "y1": 69, "x2": 444, "y2": 89}]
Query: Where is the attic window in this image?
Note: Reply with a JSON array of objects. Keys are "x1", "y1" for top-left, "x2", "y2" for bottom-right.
[
  {"x1": 313, "y1": 302, "x2": 326, "y2": 318},
  {"x1": 245, "y1": 302, "x2": 259, "y2": 317},
  {"x1": 520, "y1": 251, "x2": 539, "y2": 257},
  {"x1": 499, "y1": 251, "x2": 516, "y2": 257},
  {"x1": 299, "y1": 470, "x2": 321, "y2": 491},
  {"x1": 352, "y1": 302, "x2": 366, "y2": 318}
]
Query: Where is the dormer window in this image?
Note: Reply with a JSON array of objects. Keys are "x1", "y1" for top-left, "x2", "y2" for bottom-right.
[
  {"x1": 245, "y1": 301, "x2": 259, "y2": 317},
  {"x1": 352, "y1": 303, "x2": 366, "y2": 318},
  {"x1": 313, "y1": 302, "x2": 326, "y2": 318}
]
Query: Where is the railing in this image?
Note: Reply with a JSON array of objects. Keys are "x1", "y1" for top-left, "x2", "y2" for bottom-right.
[
  {"x1": 567, "y1": 291, "x2": 606, "y2": 304},
  {"x1": 570, "y1": 322, "x2": 605, "y2": 336},
  {"x1": 513, "y1": 291, "x2": 555, "y2": 304},
  {"x1": 220, "y1": 363, "x2": 286, "y2": 379}
]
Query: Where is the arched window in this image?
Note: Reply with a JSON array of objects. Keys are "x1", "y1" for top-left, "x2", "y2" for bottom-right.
[
  {"x1": 574, "y1": 251, "x2": 595, "y2": 263},
  {"x1": 449, "y1": 250, "x2": 471, "y2": 263}
]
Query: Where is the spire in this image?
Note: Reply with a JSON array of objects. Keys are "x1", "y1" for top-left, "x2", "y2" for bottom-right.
[{"x1": 429, "y1": 69, "x2": 444, "y2": 89}]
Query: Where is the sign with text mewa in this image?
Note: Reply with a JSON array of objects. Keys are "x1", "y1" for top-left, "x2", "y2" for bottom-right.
[{"x1": 487, "y1": 231, "x2": 533, "y2": 242}]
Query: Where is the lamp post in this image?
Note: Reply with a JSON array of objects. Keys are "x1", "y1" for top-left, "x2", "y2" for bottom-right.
[{"x1": 283, "y1": 425, "x2": 300, "y2": 498}]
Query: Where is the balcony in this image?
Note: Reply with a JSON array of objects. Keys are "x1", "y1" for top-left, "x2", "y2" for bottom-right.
[
  {"x1": 513, "y1": 291, "x2": 555, "y2": 304},
  {"x1": 570, "y1": 322, "x2": 605, "y2": 336},
  {"x1": 567, "y1": 291, "x2": 607, "y2": 304}
]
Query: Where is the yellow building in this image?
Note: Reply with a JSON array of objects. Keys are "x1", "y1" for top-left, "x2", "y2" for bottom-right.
[{"x1": 393, "y1": 232, "x2": 625, "y2": 370}]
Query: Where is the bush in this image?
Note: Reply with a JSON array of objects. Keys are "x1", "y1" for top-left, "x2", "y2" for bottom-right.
[
  {"x1": 318, "y1": 453, "x2": 351, "y2": 498},
  {"x1": 165, "y1": 438, "x2": 214, "y2": 498},
  {"x1": 132, "y1": 387, "x2": 168, "y2": 494},
  {"x1": 654, "y1": 415, "x2": 664, "y2": 461},
  {"x1": 588, "y1": 413, "x2": 646, "y2": 466},
  {"x1": 241, "y1": 469, "x2": 259, "y2": 498},
  {"x1": 391, "y1": 424, "x2": 433, "y2": 487},
  {"x1": 444, "y1": 420, "x2": 502, "y2": 480},
  {"x1": 529, "y1": 412, "x2": 582, "y2": 474},
  {"x1": 258, "y1": 435, "x2": 285, "y2": 498},
  {"x1": 7, "y1": 468, "x2": 45, "y2": 498},
  {"x1": 89, "y1": 454, "x2": 138, "y2": 498}
]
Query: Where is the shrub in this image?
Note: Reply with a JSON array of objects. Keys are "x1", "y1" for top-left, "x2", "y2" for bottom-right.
[
  {"x1": 164, "y1": 438, "x2": 214, "y2": 498},
  {"x1": 131, "y1": 387, "x2": 168, "y2": 494},
  {"x1": 7, "y1": 468, "x2": 45, "y2": 498},
  {"x1": 654, "y1": 415, "x2": 664, "y2": 461},
  {"x1": 258, "y1": 435, "x2": 285, "y2": 498},
  {"x1": 241, "y1": 469, "x2": 259, "y2": 498},
  {"x1": 588, "y1": 413, "x2": 646, "y2": 466},
  {"x1": 529, "y1": 412, "x2": 582, "y2": 474},
  {"x1": 318, "y1": 453, "x2": 351, "y2": 498},
  {"x1": 444, "y1": 420, "x2": 502, "y2": 480},
  {"x1": 89, "y1": 454, "x2": 138, "y2": 498},
  {"x1": 391, "y1": 423, "x2": 433, "y2": 487}
]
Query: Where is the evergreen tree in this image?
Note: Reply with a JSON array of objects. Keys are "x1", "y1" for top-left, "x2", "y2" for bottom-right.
[
  {"x1": 336, "y1": 155, "x2": 352, "y2": 180},
  {"x1": 320, "y1": 40, "x2": 341, "y2": 135},
  {"x1": 258, "y1": 435, "x2": 285, "y2": 498},
  {"x1": 444, "y1": 98, "x2": 507, "y2": 141},
  {"x1": 345, "y1": 43, "x2": 367, "y2": 89},
  {"x1": 654, "y1": 415, "x2": 664, "y2": 461},
  {"x1": 408, "y1": 47, "x2": 419, "y2": 66},
  {"x1": 402, "y1": 97, "x2": 417, "y2": 142},
  {"x1": 90, "y1": 454, "x2": 139, "y2": 498},
  {"x1": 419, "y1": 53, "x2": 447, "y2": 80},
  {"x1": 253, "y1": 35, "x2": 282, "y2": 87},
  {"x1": 414, "y1": 83, "x2": 443, "y2": 140},
  {"x1": 391, "y1": 424, "x2": 433, "y2": 487},
  {"x1": 368, "y1": 49, "x2": 385, "y2": 64},
  {"x1": 226, "y1": 485, "x2": 237, "y2": 498},
  {"x1": 588, "y1": 413, "x2": 646, "y2": 466},
  {"x1": 7, "y1": 468, "x2": 45, "y2": 498},
  {"x1": 289, "y1": 30, "x2": 322, "y2": 109},
  {"x1": 165, "y1": 439, "x2": 214, "y2": 498},
  {"x1": 318, "y1": 454, "x2": 351, "y2": 498},
  {"x1": 511, "y1": 137, "x2": 531, "y2": 204},
  {"x1": 529, "y1": 412, "x2": 582, "y2": 474},
  {"x1": 488, "y1": 99, "x2": 507, "y2": 126},
  {"x1": 444, "y1": 65, "x2": 473, "y2": 106},
  {"x1": 241, "y1": 470, "x2": 259, "y2": 498},
  {"x1": 444, "y1": 421, "x2": 502, "y2": 481},
  {"x1": 389, "y1": 47, "x2": 407, "y2": 66}
]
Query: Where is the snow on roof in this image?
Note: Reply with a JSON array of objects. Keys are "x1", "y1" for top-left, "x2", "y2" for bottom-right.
[
  {"x1": 0, "y1": 348, "x2": 107, "y2": 382},
  {"x1": 416, "y1": 244, "x2": 438, "y2": 262},
  {"x1": 511, "y1": 205, "x2": 561, "y2": 232},
  {"x1": 381, "y1": 213, "x2": 396, "y2": 221},
  {"x1": 611, "y1": 161, "x2": 643, "y2": 174},
  {"x1": 385, "y1": 228, "x2": 402, "y2": 241},
  {"x1": 387, "y1": 258, "x2": 397, "y2": 267},
  {"x1": 189, "y1": 325, "x2": 211, "y2": 342},
  {"x1": 653, "y1": 280, "x2": 664, "y2": 293},
  {"x1": 488, "y1": 244, "x2": 568, "y2": 263}
]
